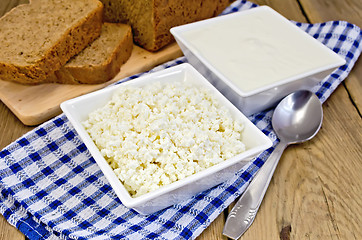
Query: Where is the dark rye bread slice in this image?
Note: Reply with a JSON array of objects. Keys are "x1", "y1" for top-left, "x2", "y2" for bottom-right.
[
  {"x1": 0, "y1": 0, "x2": 103, "y2": 84},
  {"x1": 99, "y1": 0, "x2": 230, "y2": 51},
  {"x1": 49, "y1": 23, "x2": 133, "y2": 84}
]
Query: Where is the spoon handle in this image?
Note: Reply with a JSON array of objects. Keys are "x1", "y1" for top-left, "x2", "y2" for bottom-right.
[{"x1": 223, "y1": 142, "x2": 287, "y2": 239}]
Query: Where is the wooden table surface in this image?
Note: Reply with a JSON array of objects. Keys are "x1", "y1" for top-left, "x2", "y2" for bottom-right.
[{"x1": 0, "y1": 0, "x2": 361, "y2": 239}]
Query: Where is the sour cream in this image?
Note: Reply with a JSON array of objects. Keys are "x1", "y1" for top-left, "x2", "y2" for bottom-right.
[{"x1": 178, "y1": 8, "x2": 342, "y2": 93}]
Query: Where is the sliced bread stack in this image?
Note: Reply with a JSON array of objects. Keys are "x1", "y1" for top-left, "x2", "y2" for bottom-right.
[
  {"x1": 49, "y1": 23, "x2": 133, "y2": 84},
  {"x1": 100, "y1": 0, "x2": 231, "y2": 51},
  {"x1": 0, "y1": 0, "x2": 133, "y2": 85}
]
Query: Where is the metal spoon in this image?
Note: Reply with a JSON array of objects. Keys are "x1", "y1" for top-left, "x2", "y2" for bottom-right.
[{"x1": 223, "y1": 90, "x2": 323, "y2": 239}]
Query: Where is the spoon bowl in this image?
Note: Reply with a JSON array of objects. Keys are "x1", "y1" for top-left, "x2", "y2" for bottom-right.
[
  {"x1": 272, "y1": 90, "x2": 323, "y2": 145},
  {"x1": 223, "y1": 90, "x2": 323, "y2": 239}
]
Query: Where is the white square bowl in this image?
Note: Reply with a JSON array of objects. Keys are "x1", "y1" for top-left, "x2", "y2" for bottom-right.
[
  {"x1": 60, "y1": 63, "x2": 272, "y2": 215},
  {"x1": 170, "y1": 6, "x2": 346, "y2": 116}
]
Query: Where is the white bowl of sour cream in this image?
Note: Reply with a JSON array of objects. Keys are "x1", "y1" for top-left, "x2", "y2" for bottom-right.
[{"x1": 170, "y1": 6, "x2": 346, "y2": 115}]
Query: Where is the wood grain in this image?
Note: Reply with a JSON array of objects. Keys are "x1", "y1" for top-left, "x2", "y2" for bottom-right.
[
  {"x1": 0, "y1": 44, "x2": 182, "y2": 126},
  {"x1": 199, "y1": 0, "x2": 362, "y2": 239},
  {"x1": 0, "y1": 218, "x2": 24, "y2": 240},
  {"x1": 198, "y1": 213, "x2": 228, "y2": 240},
  {"x1": 0, "y1": 0, "x2": 182, "y2": 126},
  {"x1": 0, "y1": 0, "x2": 28, "y2": 17},
  {"x1": 248, "y1": 0, "x2": 308, "y2": 22},
  {"x1": 0, "y1": 101, "x2": 32, "y2": 240},
  {"x1": 0, "y1": 3, "x2": 29, "y2": 239},
  {"x1": 0, "y1": 0, "x2": 361, "y2": 240},
  {"x1": 299, "y1": 0, "x2": 362, "y2": 113}
]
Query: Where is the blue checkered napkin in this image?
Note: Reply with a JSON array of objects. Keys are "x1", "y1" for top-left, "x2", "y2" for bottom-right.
[{"x1": 1, "y1": 1, "x2": 361, "y2": 239}]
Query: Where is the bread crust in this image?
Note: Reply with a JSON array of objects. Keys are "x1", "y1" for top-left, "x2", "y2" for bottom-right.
[
  {"x1": 100, "y1": 0, "x2": 230, "y2": 51},
  {"x1": 0, "y1": 0, "x2": 103, "y2": 84},
  {"x1": 49, "y1": 23, "x2": 133, "y2": 85},
  {"x1": 150, "y1": 0, "x2": 231, "y2": 51}
]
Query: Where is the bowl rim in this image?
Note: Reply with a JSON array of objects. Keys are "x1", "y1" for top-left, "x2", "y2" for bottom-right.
[
  {"x1": 170, "y1": 6, "x2": 346, "y2": 97},
  {"x1": 61, "y1": 63, "x2": 273, "y2": 209}
]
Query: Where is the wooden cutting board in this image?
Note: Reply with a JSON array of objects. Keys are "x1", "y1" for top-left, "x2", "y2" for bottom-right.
[{"x1": 0, "y1": 43, "x2": 183, "y2": 126}]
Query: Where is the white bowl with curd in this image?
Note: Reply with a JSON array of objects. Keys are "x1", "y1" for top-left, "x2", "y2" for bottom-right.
[
  {"x1": 171, "y1": 6, "x2": 346, "y2": 115},
  {"x1": 61, "y1": 63, "x2": 272, "y2": 215}
]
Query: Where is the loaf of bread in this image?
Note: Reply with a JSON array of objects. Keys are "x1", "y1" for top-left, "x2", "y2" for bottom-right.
[
  {"x1": 49, "y1": 23, "x2": 133, "y2": 84},
  {"x1": 0, "y1": 0, "x2": 103, "y2": 84},
  {"x1": 100, "y1": 0, "x2": 231, "y2": 51}
]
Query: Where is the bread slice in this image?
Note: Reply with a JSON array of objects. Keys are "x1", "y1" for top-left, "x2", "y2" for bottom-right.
[
  {"x1": 99, "y1": 0, "x2": 230, "y2": 51},
  {"x1": 49, "y1": 23, "x2": 133, "y2": 84},
  {"x1": 0, "y1": 0, "x2": 103, "y2": 84}
]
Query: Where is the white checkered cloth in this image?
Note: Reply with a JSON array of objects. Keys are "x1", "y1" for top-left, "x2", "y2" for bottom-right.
[{"x1": 1, "y1": 1, "x2": 361, "y2": 239}]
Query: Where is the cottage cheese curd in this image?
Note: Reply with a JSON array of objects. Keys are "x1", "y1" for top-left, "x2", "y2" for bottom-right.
[{"x1": 83, "y1": 81, "x2": 245, "y2": 197}]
